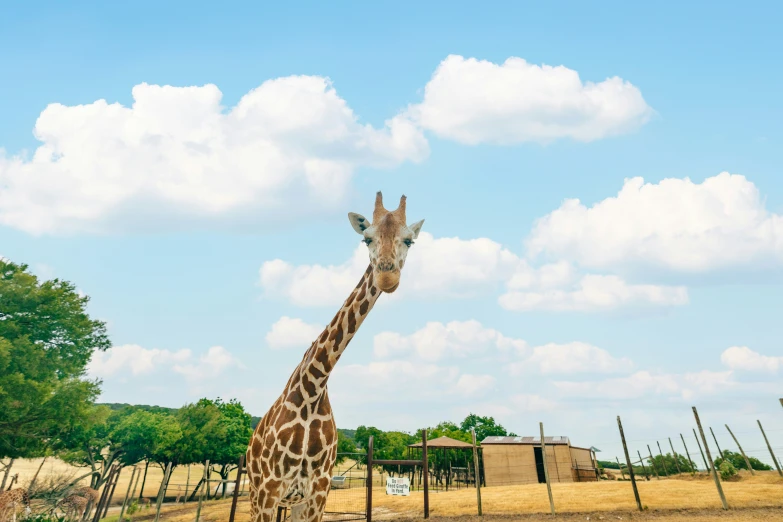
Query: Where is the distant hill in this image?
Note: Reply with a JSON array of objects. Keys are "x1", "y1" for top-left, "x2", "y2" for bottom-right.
[
  {"x1": 97, "y1": 403, "x2": 356, "y2": 436},
  {"x1": 99, "y1": 402, "x2": 179, "y2": 415}
]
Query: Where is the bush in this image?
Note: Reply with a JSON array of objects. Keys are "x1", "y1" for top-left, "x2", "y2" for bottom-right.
[
  {"x1": 719, "y1": 460, "x2": 737, "y2": 480},
  {"x1": 23, "y1": 514, "x2": 69, "y2": 522}
]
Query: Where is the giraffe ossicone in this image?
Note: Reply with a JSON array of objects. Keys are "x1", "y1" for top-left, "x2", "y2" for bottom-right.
[{"x1": 246, "y1": 192, "x2": 424, "y2": 522}]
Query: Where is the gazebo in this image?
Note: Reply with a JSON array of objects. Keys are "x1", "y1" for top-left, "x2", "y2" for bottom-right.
[{"x1": 407, "y1": 436, "x2": 481, "y2": 491}]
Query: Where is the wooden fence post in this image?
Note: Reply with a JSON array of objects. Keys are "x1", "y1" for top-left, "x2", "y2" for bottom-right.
[
  {"x1": 693, "y1": 429, "x2": 709, "y2": 471},
  {"x1": 680, "y1": 434, "x2": 696, "y2": 473},
  {"x1": 693, "y1": 407, "x2": 728, "y2": 510},
  {"x1": 539, "y1": 423, "x2": 555, "y2": 515},
  {"x1": 195, "y1": 460, "x2": 209, "y2": 522},
  {"x1": 668, "y1": 438, "x2": 682, "y2": 475},
  {"x1": 725, "y1": 424, "x2": 754, "y2": 475},
  {"x1": 119, "y1": 466, "x2": 138, "y2": 521},
  {"x1": 154, "y1": 463, "x2": 172, "y2": 522},
  {"x1": 646, "y1": 445, "x2": 660, "y2": 479},
  {"x1": 656, "y1": 442, "x2": 669, "y2": 476},
  {"x1": 757, "y1": 420, "x2": 783, "y2": 477},
  {"x1": 228, "y1": 455, "x2": 245, "y2": 522},
  {"x1": 422, "y1": 430, "x2": 429, "y2": 520},
  {"x1": 184, "y1": 464, "x2": 190, "y2": 505},
  {"x1": 617, "y1": 416, "x2": 643, "y2": 512},
  {"x1": 709, "y1": 427, "x2": 725, "y2": 459},
  {"x1": 636, "y1": 451, "x2": 649, "y2": 479},
  {"x1": 471, "y1": 428, "x2": 483, "y2": 516},
  {"x1": 130, "y1": 466, "x2": 142, "y2": 504},
  {"x1": 616, "y1": 457, "x2": 626, "y2": 479},
  {"x1": 103, "y1": 466, "x2": 121, "y2": 518},
  {"x1": 366, "y1": 436, "x2": 374, "y2": 522}
]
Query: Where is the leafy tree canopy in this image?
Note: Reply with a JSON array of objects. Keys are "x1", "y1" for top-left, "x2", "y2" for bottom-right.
[
  {"x1": 0, "y1": 259, "x2": 109, "y2": 459},
  {"x1": 715, "y1": 450, "x2": 772, "y2": 471}
]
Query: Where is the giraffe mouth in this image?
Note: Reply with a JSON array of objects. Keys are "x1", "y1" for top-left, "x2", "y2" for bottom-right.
[
  {"x1": 376, "y1": 270, "x2": 400, "y2": 293},
  {"x1": 383, "y1": 281, "x2": 399, "y2": 293}
]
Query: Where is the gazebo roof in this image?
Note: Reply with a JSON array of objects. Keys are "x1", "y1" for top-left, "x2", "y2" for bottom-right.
[{"x1": 408, "y1": 435, "x2": 474, "y2": 449}]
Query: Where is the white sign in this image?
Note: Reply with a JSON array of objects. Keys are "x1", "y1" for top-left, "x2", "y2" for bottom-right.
[{"x1": 385, "y1": 477, "x2": 410, "y2": 496}]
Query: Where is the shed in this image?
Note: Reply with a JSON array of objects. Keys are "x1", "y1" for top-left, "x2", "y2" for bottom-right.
[{"x1": 480, "y1": 436, "x2": 597, "y2": 486}]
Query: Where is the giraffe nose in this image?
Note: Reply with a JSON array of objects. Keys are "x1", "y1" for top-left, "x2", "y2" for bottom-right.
[{"x1": 377, "y1": 259, "x2": 396, "y2": 272}]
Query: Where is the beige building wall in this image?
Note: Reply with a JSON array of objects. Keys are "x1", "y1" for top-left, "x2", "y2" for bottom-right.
[
  {"x1": 570, "y1": 447, "x2": 594, "y2": 468},
  {"x1": 482, "y1": 445, "x2": 538, "y2": 486},
  {"x1": 551, "y1": 445, "x2": 573, "y2": 483}
]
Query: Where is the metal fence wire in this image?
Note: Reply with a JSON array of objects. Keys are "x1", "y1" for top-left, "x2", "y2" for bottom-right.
[{"x1": 275, "y1": 452, "x2": 367, "y2": 522}]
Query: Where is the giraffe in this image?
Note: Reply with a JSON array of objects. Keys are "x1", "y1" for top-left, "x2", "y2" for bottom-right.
[
  {"x1": 246, "y1": 192, "x2": 424, "y2": 522},
  {"x1": 0, "y1": 488, "x2": 29, "y2": 522},
  {"x1": 55, "y1": 486, "x2": 99, "y2": 521}
]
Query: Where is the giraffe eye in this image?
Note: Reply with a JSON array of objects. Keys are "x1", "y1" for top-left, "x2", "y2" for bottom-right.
[
  {"x1": 364, "y1": 238, "x2": 372, "y2": 245},
  {"x1": 404, "y1": 239, "x2": 414, "y2": 247}
]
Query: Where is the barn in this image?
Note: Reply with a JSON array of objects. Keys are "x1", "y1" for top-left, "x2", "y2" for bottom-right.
[{"x1": 480, "y1": 436, "x2": 597, "y2": 486}]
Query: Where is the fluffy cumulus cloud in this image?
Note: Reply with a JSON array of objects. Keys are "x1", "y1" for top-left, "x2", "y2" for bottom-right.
[
  {"x1": 508, "y1": 342, "x2": 634, "y2": 375},
  {"x1": 527, "y1": 173, "x2": 783, "y2": 272},
  {"x1": 553, "y1": 369, "x2": 735, "y2": 401},
  {"x1": 500, "y1": 273, "x2": 688, "y2": 312},
  {"x1": 259, "y1": 232, "x2": 521, "y2": 307},
  {"x1": 373, "y1": 320, "x2": 527, "y2": 362},
  {"x1": 172, "y1": 345, "x2": 243, "y2": 381},
  {"x1": 87, "y1": 344, "x2": 241, "y2": 382},
  {"x1": 721, "y1": 346, "x2": 783, "y2": 373},
  {"x1": 260, "y1": 232, "x2": 683, "y2": 312},
  {"x1": 88, "y1": 344, "x2": 191, "y2": 377},
  {"x1": 407, "y1": 54, "x2": 653, "y2": 145},
  {"x1": 0, "y1": 78, "x2": 428, "y2": 235},
  {"x1": 265, "y1": 316, "x2": 324, "y2": 350}
]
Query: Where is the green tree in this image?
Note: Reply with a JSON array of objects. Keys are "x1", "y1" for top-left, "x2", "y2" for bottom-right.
[
  {"x1": 646, "y1": 452, "x2": 694, "y2": 475},
  {"x1": 0, "y1": 260, "x2": 109, "y2": 459},
  {"x1": 715, "y1": 450, "x2": 772, "y2": 471},
  {"x1": 113, "y1": 409, "x2": 182, "y2": 466},
  {"x1": 55, "y1": 405, "x2": 125, "y2": 489},
  {"x1": 335, "y1": 431, "x2": 358, "y2": 465},
  {"x1": 460, "y1": 414, "x2": 515, "y2": 442},
  {"x1": 178, "y1": 398, "x2": 252, "y2": 499}
]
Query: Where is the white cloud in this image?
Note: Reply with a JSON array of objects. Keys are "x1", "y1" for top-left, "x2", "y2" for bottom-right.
[
  {"x1": 88, "y1": 344, "x2": 191, "y2": 377},
  {"x1": 552, "y1": 370, "x2": 735, "y2": 400},
  {"x1": 373, "y1": 320, "x2": 527, "y2": 362},
  {"x1": 721, "y1": 346, "x2": 783, "y2": 373},
  {"x1": 407, "y1": 54, "x2": 652, "y2": 145},
  {"x1": 509, "y1": 342, "x2": 634, "y2": 375},
  {"x1": 527, "y1": 173, "x2": 783, "y2": 271},
  {"x1": 454, "y1": 374, "x2": 496, "y2": 397},
  {"x1": 0, "y1": 77, "x2": 428, "y2": 235},
  {"x1": 259, "y1": 232, "x2": 520, "y2": 307},
  {"x1": 173, "y1": 345, "x2": 243, "y2": 381},
  {"x1": 265, "y1": 316, "x2": 323, "y2": 350},
  {"x1": 260, "y1": 232, "x2": 682, "y2": 313},
  {"x1": 500, "y1": 273, "x2": 688, "y2": 312},
  {"x1": 509, "y1": 394, "x2": 558, "y2": 412}
]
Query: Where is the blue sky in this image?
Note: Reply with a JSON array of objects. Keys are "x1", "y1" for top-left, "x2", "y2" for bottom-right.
[{"x1": 1, "y1": 1, "x2": 782, "y2": 465}]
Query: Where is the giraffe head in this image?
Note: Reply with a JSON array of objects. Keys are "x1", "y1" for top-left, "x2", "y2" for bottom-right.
[{"x1": 348, "y1": 192, "x2": 424, "y2": 293}]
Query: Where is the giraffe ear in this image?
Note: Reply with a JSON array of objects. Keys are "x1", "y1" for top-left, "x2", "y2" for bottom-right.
[
  {"x1": 348, "y1": 212, "x2": 370, "y2": 234},
  {"x1": 408, "y1": 219, "x2": 424, "y2": 239}
]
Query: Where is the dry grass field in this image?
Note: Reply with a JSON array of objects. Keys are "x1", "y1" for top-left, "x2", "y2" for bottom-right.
[
  {"x1": 122, "y1": 471, "x2": 782, "y2": 522},
  {"x1": 8, "y1": 458, "x2": 229, "y2": 503},
  {"x1": 8, "y1": 458, "x2": 783, "y2": 520}
]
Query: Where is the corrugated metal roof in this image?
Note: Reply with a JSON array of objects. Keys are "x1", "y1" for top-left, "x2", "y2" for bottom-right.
[{"x1": 480, "y1": 436, "x2": 571, "y2": 445}]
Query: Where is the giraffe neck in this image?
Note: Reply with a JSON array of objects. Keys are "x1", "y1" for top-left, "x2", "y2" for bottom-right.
[{"x1": 289, "y1": 264, "x2": 381, "y2": 399}]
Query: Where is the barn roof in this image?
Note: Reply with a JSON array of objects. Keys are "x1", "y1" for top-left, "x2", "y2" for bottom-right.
[
  {"x1": 480, "y1": 436, "x2": 571, "y2": 445},
  {"x1": 408, "y1": 436, "x2": 474, "y2": 449}
]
